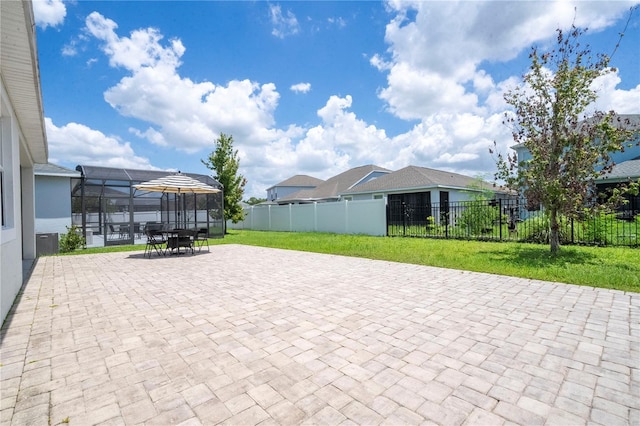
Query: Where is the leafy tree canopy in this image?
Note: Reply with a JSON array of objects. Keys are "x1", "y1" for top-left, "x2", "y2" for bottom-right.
[
  {"x1": 202, "y1": 133, "x2": 247, "y2": 224},
  {"x1": 245, "y1": 197, "x2": 267, "y2": 205}
]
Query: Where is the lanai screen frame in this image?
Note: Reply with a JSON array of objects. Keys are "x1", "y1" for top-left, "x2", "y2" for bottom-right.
[{"x1": 71, "y1": 165, "x2": 224, "y2": 246}]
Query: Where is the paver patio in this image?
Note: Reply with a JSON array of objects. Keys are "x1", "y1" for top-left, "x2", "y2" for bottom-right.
[{"x1": 1, "y1": 244, "x2": 638, "y2": 425}]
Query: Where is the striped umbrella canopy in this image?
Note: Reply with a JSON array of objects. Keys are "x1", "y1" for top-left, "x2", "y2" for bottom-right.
[{"x1": 133, "y1": 172, "x2": 221, "y2": 194}]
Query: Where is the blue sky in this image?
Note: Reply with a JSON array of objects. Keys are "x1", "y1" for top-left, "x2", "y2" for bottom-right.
[{"x1": 34, "y1": 1, "x2": 640, "y2": 198}]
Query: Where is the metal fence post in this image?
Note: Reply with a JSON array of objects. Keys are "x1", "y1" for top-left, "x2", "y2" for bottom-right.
[
  {"x1": 499, "y1": 198, "x2": 503, "y2": 241},
  {"x1": 571, "y1": 217, "x2": 575, "y2": 244},
  {"x1": 402, "y1": 202, "x2": 406, "y2": 236}
]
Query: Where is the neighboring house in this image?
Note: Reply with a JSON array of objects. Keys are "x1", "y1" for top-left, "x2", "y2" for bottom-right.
[
  {"x1": 512, "y1": 113, "x2": 640, "y2": 213},
  {"x1": 266, "y1": 175, "x2": 324, "y2": 202},
  {"x1": 511, "y1": 114, "x2": 640, "y2": 168},
  {"x1": 342, "y1": 165, "x2": 511, "y2": 227},
  {"x1": 1, "y1": 1, "x2": 48, "y2": 324},
  {"x1": 596, "y1": 156, "x2": 640, "y2": 214},
  {"x1": 341, "y1": 165, "x2": 507, "y2": 205},
  {"x1": 34, "y1": 163, "x2": 80, "y2": 237},
  {"x1": 276, "y1": 164, "x2": 391, "y2": 204}
]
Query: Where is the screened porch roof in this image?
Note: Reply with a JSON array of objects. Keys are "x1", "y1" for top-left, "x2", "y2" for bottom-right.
[{"x1": 75, "y1": 165, "x2": 222, "y2": 189}]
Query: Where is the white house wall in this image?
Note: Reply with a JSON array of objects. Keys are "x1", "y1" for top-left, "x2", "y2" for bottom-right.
[
  {"x1": 1, "y1": 0, "x2": 47, "y2": 325},
  {"x1": 350, "y1": 189, "x2": 482, "y2": 203},
  {"x1": 1, "y1": 83, "x2": 25, "y2": 323}
]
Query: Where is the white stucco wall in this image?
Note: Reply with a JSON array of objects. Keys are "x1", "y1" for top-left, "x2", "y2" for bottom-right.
[{"x1": 1, "y1": 87, "x2": 26, "y2": 324}]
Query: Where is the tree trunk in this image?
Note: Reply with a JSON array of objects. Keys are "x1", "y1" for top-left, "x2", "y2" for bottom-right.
[{"x1": 549, "y1": 208, "x2": 560, "y2": 255}]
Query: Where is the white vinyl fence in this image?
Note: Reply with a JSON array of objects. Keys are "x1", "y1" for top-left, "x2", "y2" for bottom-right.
[{"x1": 228, "y1": 199, "x2": 387, "y2": 236}]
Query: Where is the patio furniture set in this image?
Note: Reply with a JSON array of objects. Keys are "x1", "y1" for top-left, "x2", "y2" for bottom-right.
[{"x1": 144, "y1": 228, "x2": 210, "y2": 257}]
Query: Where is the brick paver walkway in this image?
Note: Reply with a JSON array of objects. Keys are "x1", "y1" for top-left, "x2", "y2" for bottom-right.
[{"x1": 1, "y1": 245, "x2": 638, "y2": 425}]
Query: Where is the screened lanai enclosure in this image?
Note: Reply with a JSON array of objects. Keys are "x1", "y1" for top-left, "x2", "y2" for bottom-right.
[{"x1": 72, "y1": 166, "x2": 224, "y2": 246}]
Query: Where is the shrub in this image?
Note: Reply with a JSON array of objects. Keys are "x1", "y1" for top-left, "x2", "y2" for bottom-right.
[
  {"x1": 519, "y1": 213, "x2": 571, "y2": 244},
  {"x1": 580, "y1": 211, "x2": 613, "y2": 245},
  {"x1": 59, "y1": 225, "x2": 85, "y2": 253},
  {"x1": 456, "y1": 202, "x2": 500, "y2": 236}
]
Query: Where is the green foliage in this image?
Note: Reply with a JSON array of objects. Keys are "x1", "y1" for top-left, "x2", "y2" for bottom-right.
[
  {"x1": 493, "y1": 25, "x2": 639, "y2": 254},
  {"x1": 202, "y1": 133, "x2": 247, "y2": 224},
  {"x1": 456, "y1": 202, "x2": 500, "y2": 236},
  {"x1": 581, "y1": 211, "x2": 611, "y2": 245},
  {"x1": 425, "y1": 216, "x2": 435, "y2": 231},
  {"x1": 245, "y1": 197, "x2": 266, "y2": 205},
  {"x1": 515, "y1": 209, "x2": 639, "y2": 247},
  {"x1": 59, "y1": 225, "x2": 85, "y2": 253},
  {"x1": 519, "y1": 213, "x2": 570, "y2": 245},
  {"x1": 579, "y1": 211, "x2": 639, "y2": 246}
]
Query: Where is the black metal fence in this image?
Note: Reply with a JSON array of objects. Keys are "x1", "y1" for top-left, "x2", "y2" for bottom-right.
[{"x1": 387, "y1": 198, "x2": 639, "y2": 247}]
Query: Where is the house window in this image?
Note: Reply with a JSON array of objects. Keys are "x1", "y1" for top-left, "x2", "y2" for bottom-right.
[
  {"x1": 373, "y1": 194, "x2": 383, "y2": 200},
  {"x1": 343, "y1": 196, "x2": 353, "y2": 201}
]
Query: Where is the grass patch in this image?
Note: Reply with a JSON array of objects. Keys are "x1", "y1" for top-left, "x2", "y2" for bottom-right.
[{"x1": 57, "y1": 230, "x2": 639, "y2": 293}]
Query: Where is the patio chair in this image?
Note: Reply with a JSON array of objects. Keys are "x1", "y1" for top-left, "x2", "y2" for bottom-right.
[
  {"x1": 194, "y1": 228, "x2": 209, "y2": 252},
  {"x1": 108, "y1": 224, "x2": 116, "y2": 240},
  {"x1": 144, "y1": 230, "x2": 167, "y2": 258},
  {"x1": 119, "y1": 225, "x2": 130, "y2": 239},
  {"x1": 167, "y1": 229, "x2": 195, "y2": 255}
]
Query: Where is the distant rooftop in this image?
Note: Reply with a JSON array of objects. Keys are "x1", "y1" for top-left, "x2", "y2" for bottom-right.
[
  {"x1": 268, "y1": 174, "x2": 324, "y2": 190},
  {"x1": 342, "y1": 165, "x2": 498, "y2": 194},
  {"x1": 598, "y1": 157, "x2": 640, "y2": 182},
  {"x1": 278, "y1": 165, "x2": 391, "y2": 203},
  {"x1": 34, "y1": 163, "x2": 80, "y2": 177}
]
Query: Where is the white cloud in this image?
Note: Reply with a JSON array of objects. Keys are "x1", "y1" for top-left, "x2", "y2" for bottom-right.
[
  {"x1": 32, "y1": 0, "x2": 66, "y2": 29},
  {"x1": 61, "y1": 45, "x2": 77, "y2": 57},
  {"x1": 45, "y1": 118, "x2": 157, "y2": 170},
  {"x1": 291, "y1": 82, "x2": 311, "y2": 94},
  {"x1": 377, "y1": 1, "x2": 638, "y2": 122},
  {"x1": 328, "y1": 17, "x2": 347, "y2": 28},
  {"x1": 379, "y1": 63, "x2": 481, "y2": 119},
  {"x1": 84, "y1": 12, "x2": 280, "y2": 153},
  {"x1": 590, "y1": 70, "x2": 640, "y2": 114},
  {"x1": 369, "y1": 54, "x2": 392, "y2": 72},
  {"x1": 85, "y1": 12, "x2": 185, "y2": 71},
  {"x1": 269, "y1": 4, "x2": 300, "y2": 39}
]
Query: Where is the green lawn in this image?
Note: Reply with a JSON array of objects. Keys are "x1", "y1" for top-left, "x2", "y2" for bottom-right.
[{"x1": 66, "y1": 230, "x2": 639, "y2": 293}]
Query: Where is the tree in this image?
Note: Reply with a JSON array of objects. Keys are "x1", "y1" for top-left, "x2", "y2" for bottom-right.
[
  {"x1": 202, "y1": 133, "x2": 247, "y2": 224},
  {"x1": 245, "y1": 197, "x2": 266, "y2": 205},
  {"x1": 494, "y1": 25, "x2": 639, "y2": 254}
]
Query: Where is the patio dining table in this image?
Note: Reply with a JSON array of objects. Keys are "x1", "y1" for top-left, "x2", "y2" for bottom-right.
[{"x1": 165, "y1": 229, "x2": 195, "y2": 255}]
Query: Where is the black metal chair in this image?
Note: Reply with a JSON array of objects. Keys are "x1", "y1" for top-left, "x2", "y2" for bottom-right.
[
  {"x1": 167, "y1": 229, "x2": 195, "y2": 255},
  {"x1": 144, "y1": 229, "x2": 167, "y2": 258},
  {"x1": 194, "y1": 228, "x2": 209, "y2": 252}
]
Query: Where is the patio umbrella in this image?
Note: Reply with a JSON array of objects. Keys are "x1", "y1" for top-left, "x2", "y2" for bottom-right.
[
  {"x1": 133, "y1": 172, "x2": 221, "y2": 195},
  {"x1": 133, "y1": 172, "x2": 221, "y2": 228}
]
